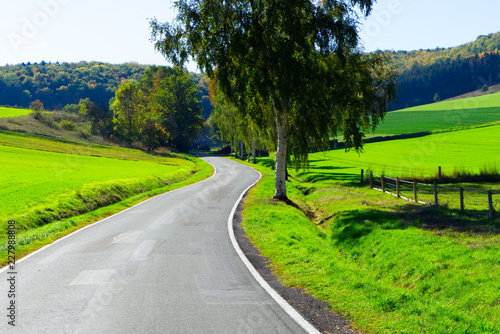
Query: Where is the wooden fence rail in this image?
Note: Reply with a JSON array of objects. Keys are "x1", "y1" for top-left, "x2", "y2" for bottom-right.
[{"x1": 362, "y1": 170, "x2": 497, "y2": 220}]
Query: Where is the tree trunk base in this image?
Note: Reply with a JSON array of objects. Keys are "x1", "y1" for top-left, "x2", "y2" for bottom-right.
[{"x1": 272, "y1": 194, "x2": 289, "y2": 202}]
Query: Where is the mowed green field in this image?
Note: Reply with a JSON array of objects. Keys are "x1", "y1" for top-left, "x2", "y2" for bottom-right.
[
  {"x1": 307, "y1": 125, "x2": 500, "y2": 179},
  {"x1": 373, "y1": 92, "x2": 500, "y2": 135},
  {"x1": 0, "y1": 106, "x2": 32, "y2": 118},
  {"x1": 0, "y1": 145, "x2": 180, "y2": 217}
]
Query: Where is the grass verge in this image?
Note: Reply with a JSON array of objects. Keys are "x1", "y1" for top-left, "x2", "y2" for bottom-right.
[{"x1": 236, "y1": 157, "x2": 500, "y2": 333}]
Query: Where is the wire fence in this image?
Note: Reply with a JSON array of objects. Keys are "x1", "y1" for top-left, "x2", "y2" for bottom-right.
[{"x1": 364, "y1": 171, "x2": 499, "y2": 220}]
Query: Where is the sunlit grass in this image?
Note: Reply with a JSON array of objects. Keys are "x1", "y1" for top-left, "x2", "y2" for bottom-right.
[
  {"x1": 0, "y1": 106, "x2": 32, "y2": 118},
  {"x1": 374, "y1": 92, "x2": 500, "y2": 135},
  {"x1": 321, "y1": 125, "x2": 500, "y2": 178}
]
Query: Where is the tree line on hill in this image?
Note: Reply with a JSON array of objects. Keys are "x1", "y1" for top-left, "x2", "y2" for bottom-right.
[
  {"x1": 389, "y1": 32, "x2": 500, "y2": 109},
  {"x1": 0, "y1": 61, "x2": 213, "y2": 118}
]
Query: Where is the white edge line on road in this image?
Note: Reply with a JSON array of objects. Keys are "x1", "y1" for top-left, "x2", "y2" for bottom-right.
[
  {"x1": 0, "y1": 159, "x2": 218, "y2": 274},
  {"x1": 224, "y1": 160, "x2": 322, "y2": 334}
]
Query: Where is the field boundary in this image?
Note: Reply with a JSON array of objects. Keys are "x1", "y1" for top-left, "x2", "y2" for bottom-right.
[{"x1": 367, "y1": 172, "x2": 498, "y2": 220}]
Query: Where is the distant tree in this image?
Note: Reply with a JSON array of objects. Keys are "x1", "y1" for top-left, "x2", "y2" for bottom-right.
[
  {"x1": 29, "y1": 99, "x2": 44, "y2": 111},
  {"x1": 481, "y1": 84, "x2": 489, "y2": 92},
  {"x1": 87, "y1": 102, "x2": 114, "y2": 137},
  {"x1": 112, "y1": 82, "x2": 145, "y2": 145},
  {"x1": 141, "y1": 117, "x2": 169, "y2": 151},
  {"x1": 151, "y1": 0, "x2": 397, "y2": 199},
  {"x1": 150, "y1": 70, "x2": 203, "y2": 152},
  {"x1": 433, "y1": 93, "x2": 441, "y2": 103}
]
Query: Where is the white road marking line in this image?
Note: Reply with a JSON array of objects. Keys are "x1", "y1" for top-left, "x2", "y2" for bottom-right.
[
  {"x1": 112, "y1": 230, "x2": 142, "y2": 244},
  {"x1": 70, "y1": 269, "x2": 116, "y2": 285},
  {"x1": 223, "y1": 159, "x2": 322, "y2": 334},
  {"x1": 129, "y1": 240, "x2": 157, "y2": 261}
]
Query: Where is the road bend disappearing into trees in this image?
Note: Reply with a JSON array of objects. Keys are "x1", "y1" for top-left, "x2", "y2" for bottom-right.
[{"x1": 1, "y1": 157, "x2": 314, "y2": 334}]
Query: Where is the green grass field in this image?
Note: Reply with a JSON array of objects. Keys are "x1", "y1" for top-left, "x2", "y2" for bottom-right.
[
  {"x1": 0, "y1": 106, "x2": 32, "y2": 118},
  {"x1": 321, "y1": 124, "x2": 500, "y2": 178},
  {"x1": 373, "y1": 92, "x2": 500, "y2": 135}
]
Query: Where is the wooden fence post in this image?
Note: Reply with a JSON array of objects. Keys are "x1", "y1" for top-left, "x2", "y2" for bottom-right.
[
  {"x1": 396, "y1": 177, "x2": 400, "y2": 198},
  {"x1": 438, "y1": 166, "x2": 442, "y2": 182},
  {"x1": 460, "y1": 187, "x2": 464, "y2": 212},
  {"x1": 433, "y1": 181, "x2": 439, "y2": 206},
  {"x1": 413, "y1": 181, "x2": 418, "y2": 203},
  {"x1": 488, "y1": 191, "x2": 495, "y2": 219},
  {"x1": 381, "y1": 176, "x2": 385, "y2": 192},
  {"x1": 369, "y1": 173, "x2": 373, "y2": 189},
  {"x1": 360, "y1": 169, "x2": 364, "y2": 184}
]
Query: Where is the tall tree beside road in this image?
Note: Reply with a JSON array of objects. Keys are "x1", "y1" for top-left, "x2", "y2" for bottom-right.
[
  {"x1": 151, "y1": 0, "x2": 396, "y2": 200},
  {"x1": 112, "y1": 82, "x2": 145, "y2": 146},
  {"x1": 143, "y1": 67, "x2": 203, "y2": 152}
]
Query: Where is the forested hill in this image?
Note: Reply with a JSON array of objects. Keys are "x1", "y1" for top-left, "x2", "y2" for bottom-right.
[
  {"x1": 0, "y1": 61, "x2": 213, "y2": 118},
  {"x1": 0, "y1": 61, "x2": 147, "y2": 110},
  {"x1": 389, "y1": 32, "x2": 500, "y2": 110}
]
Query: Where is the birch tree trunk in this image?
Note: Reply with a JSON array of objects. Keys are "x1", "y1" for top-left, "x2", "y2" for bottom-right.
[{"x1": 274, "y1": 115, "x2": 287, "y2": 200}]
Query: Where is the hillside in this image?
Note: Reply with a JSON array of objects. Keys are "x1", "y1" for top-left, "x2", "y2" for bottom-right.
[
  {"x1": 0, "y1": 128, "x2": 213, "y2": 264},
  {"x1": 373, "y1": 92, "x2": 500, "y2": 136},
  {"x1": 389, "y1": 32, "x2": 500, "y2": 71},
  {"x1": 387, "y1": 32, "x2": 500, "y2": 110}
]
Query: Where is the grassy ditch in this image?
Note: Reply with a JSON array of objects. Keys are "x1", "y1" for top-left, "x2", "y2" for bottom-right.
[{"x1": 238, "y1": 157, "x2": 500, "y2": 333}]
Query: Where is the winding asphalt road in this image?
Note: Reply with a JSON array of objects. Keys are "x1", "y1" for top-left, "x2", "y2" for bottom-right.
[{"x1": 1, "y1": 157, "x2": 313, "y2": 333}]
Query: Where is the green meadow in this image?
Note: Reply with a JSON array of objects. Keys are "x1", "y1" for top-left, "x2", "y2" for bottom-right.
[
  {"x1": 0, "y1": 106, "x2": 32, "y2": 118},
  {"x1": 325, "y1": 125, "x2": 500, "y2": 178},
  {"x1": 373, "y1": 92, "x2": 500, "y2": 135}
]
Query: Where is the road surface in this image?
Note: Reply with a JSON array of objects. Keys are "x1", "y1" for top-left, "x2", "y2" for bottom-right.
[{"x1": 1, "y1": 157, "x2": 311, "y2": 333}]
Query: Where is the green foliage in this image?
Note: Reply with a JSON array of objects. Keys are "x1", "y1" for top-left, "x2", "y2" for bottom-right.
[
  {"x1": 0, "y1": 61, "x2": 147, "y2": 110},
  {"x1": 59, "y1": 119, "x2": 77, "y2": 131},
  {"x1": 147, "y1": 68, "x2": 203, "y2": 152},
  {"x1": 112, "y1": 82, "x2": 145, "y2": 145}
]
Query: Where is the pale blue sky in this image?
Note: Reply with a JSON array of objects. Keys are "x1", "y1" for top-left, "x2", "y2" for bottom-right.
[{"x1": 1, "y1": 0, "x2": 499, "y2": 72}]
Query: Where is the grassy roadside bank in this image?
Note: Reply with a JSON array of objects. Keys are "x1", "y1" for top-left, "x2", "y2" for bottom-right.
[{"x1": 236, "y1": 157, "x2": 500, "y2": 333}]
